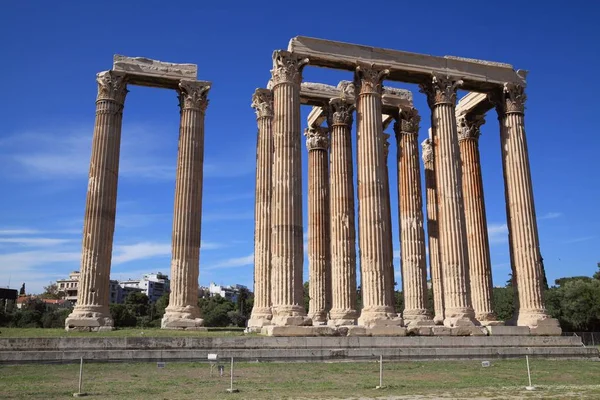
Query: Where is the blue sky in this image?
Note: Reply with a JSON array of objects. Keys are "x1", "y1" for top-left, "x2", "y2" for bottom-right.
[{"x1": 0, "y1": 1, "x2": 598, "y2": 295}]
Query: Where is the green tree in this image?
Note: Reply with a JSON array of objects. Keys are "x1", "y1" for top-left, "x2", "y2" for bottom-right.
[
  {"x1": 199, "y1": 295, "x2": 235, "y2": 327},
  {"x1": 39, "y1": 283, "x2": 64, "y2": 300},
  {"x1": 124, "y1": 292, "x2": 150, "y2": 318},
  {"x1": 593, "y1": 263, "x2": 600, "y2": 280},
  {"x1": 154, "y1": 293, "x2": 169, "y2": 318},
  {"x1": 110, "y1": 304, "x2": 137, "y2": 327},
  {"x1": 493, "y1": 286, "x2": 514, "y2": 322}
]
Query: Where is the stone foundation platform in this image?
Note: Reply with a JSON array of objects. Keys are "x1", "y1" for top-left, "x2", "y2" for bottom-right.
[{"x1": 1, "y1": 335, "x2": 596, "y2": 364}]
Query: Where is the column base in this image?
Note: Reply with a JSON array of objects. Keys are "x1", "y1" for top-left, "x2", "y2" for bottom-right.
[
  {"x1": 247, "y1": 307, "x2": 272, "y2": 329},
  {"x1": 271, "y1": 305, "x2": 312, "y2": 326},
  {"x1": 65, "y1": 307, "x2": 114, "y2": 332},
  {"x1": 433, "y1": 314, "x2": 445, "y2": 325},
  {"x1": 404, "y1": 309, "x2": 434, "y2": 327},
  {"x1": 517, "y1": 311, "x2": 561, "y2": 335},
  {"x1": 161, "y1": 305, "x2": 204, "y2": 330},
  {"x1": 358, "y1": 307, "x2": 403, "y2": 328},
  {"x1": 443, "y1": 307, "x2": 479, "y2": 328},
  {"x1": 307, "y1": 311, "x2": 328, "y2": 325},
  {"x1": 475, "y1": 312, "x2": 503, "y2": 326},
  {"x1": 328, "y1": 308, "x2": 358, "y2": 326}
]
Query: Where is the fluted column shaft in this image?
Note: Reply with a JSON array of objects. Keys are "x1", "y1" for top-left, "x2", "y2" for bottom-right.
[
  {"x1": 382, "y1": 134, "x2": 396, "y2": 311},
  {"x1": 491, "y1": 84, "x2": 558, "y2": 331},
  {"x1": 355, "y1": 64, "x2": 399, "y2": 327},
  {"x1": 396, "y1": 109, "x2": 432, "y2": 325},
  {"x1": 162, "y1": 80, "x2": 210, "y2": 329},
  {"x1": 458, "y1": 115, "x2": 498, "y2": 323},
  {"x1": 248, "y1": 89, "x2": 274, "y2": 328},
  {"x1": 420, "y1": 75, "x2": 476, "y2": 327},
  {"x1": 422, "y1": 138, "x2": 444, "y2": 325},
  {"x1": 270, "y1": 51, "x2": 311, "y2": 326},
  {"x1": 66, "y1": 71, "x2": 127, "y2": 331},
  {"x1": 306, "y1": 127, "x2": 331, "y2": 324},
  {"x1": 328, "y1": 98, "x2": 358, "y2": 325}
]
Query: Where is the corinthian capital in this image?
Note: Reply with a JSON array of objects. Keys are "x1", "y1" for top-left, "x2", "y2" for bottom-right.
[
  {"x1": 354, "y1": 63, "x2": 389, "y2": 95},
  {"x1": 421, "y1": 138, "x2": 434, "y2": 164},
  {"x1": 397, "y1": 107, "x2": 421, "y2": 136},
  {"x1": 457, "y1": 114, "x2": 485, "y2": 141},
  {"x1": 489, "y1": 82, "x2": 527, "y2": 115},
  {"x1": 251, "y1": 88, "x2": 274, "y2": 119},
  {"x1": 328, "y1": 98, "x2": 354, "y2": 127},
  {"x1": 178, "y1": 80, "x2": 210, "y2": 112},
  {"x1": 304, "y1": 127, "x2": 329, "y2": 151},
  {"x1": 419, "y1": 74, "x2": 463, "y2": 108},
  {"x1": 96, "y1": 71, "x2": 128, "y2": 104},
  {"x1": 270, "y1": 50, "x2": 309, "y2": 87}
]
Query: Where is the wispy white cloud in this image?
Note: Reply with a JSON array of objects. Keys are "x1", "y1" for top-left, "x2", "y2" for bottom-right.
[
  {"x1": 203, "y1": 212, "x2": 253, "y2": 222},
  {"x1": 0, "y1": 237, "x2": 75, "y2": 247},
  {"x1": 488, "y1": 223, "x2": 508, "y2": 244},
  {"x1": 563, "y1": 236, "x2": 596, "y2": 244},
  {"x1": 538, "y1": 212, "x2": 562, "y2": 221},
  {"x1": 112, "y1": 240, "x2": 224, "y2": 264},
  {"x1": 205, "y1": 253, "x2": 254, "y2": 270},
  {"x1": 0, "y1": 229, "x2": 41, "y2": 235}
]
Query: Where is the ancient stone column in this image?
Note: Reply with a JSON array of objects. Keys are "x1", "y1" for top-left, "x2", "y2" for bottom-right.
[
  {"x1": 162, "y1": 80, "x2": 210, "y2": 330},
  {"x1": 327, "y1": 98, "x2": 359, "y2": 326},
  {"x1": 395, "y1": 108, "x2": 433, "y2": 326},
  {"x1": 65, "y1": 71, "x2": 127, "y2": 332},
  {"x1": 270, "y1": 51, "x2": 311, "y2": 326},
  {"x1": 419, "y1": 75, "x2": 476, "y2": 327},
  {"x1": 305, "y1": 126, "x2": 331, "y2": 325},
  {"x1": 382, "y1": 133, "x2": 396, "y2": 312},
  {"x1": 457, "y1": 114, "x2": 500, "y2": 325},
  {"x1": 422, "y1": 138, "x2": 444, "y2": 325},
  {"x1": 355, "y1": 63, "x2": 401, "y2": 327},
  {"x1": 490, "y1": 83, "x2": 560, "y2": 334},
  {"x1": 248, "y1": 88, "x2": 274, "y2": 329}
]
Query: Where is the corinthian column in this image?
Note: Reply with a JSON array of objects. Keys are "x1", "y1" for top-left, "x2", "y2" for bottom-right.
[
  {"x1": 490, "y1": 83, "x2": 560, "y2": 334},
  {"x1": 355, "y1": 63, "x2": 401, "y2": 327},
  {"x1": 457, "y1": 114, "x2": 500, "y2": 325},
  {"x1": 419, "y1": 75, "x2": 477, "y2": 327},
  {"x1": 382, "y1": 133, "x2": 396, "y2": 312},
  {"x1": 248, "y1": 88, "x2": 274, "y2": 329},
  {"x1": 328, "y1": 98, "x2": 358, "y2": 326},
  {"x1": 395, "y1": 108, "x2": 433, "y2": 326},
  {"x1": 422, "y1": 138, "x2": 444, "y2": 325},
  {"x1": 162, "y1": 80, "x2": 210, "y2": 330},
  {"x1": 305, "y1": 126, "x2": 331, "y2": 325},
  {"x1": 66, "y1": 71, "x2": 127, "y2": 332},
  {"x1": 270, "y1": 51, "x2": 311, "y2": 326}
]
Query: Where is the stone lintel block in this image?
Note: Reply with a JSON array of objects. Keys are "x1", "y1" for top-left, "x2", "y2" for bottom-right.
[
  {"x1": 300, "y1": 82, "x2": 412, "y2": 111},
  {"x1": 289, "y1": 36, "x2": 526, "y2": 91},
  {"x1": 529, "y1": 325, "x2": 563, "y2": 336},
  {"x1": 65, "y1": 315, "x2": 113, "y2": 331},
  {"x1": 307, "y1": 106, "x2": 327, "y2": 128},
  {"x1": 161, "y1": 317, "x2": 205, "y2": 330},
  {"x1": 247, "y1": 317, "x2": 272, "y2": 329},
  {"x1": 456, "y1": 92, "x2": 492, "y2": 118},
  {"x1": 486, "y1": 326, "x2": 530, "y2": 336},
  {"x1": 113, "y1": 54, "x2": 198, "y2": 89},
  {"x1": 367, "y1": 326, "x2": 407, "y2": 337},
  {"x1": 450, "y1": 326, "x2": 488, "y2": 336},
  {"x1": 271, "y1": 315, "x2": 312, "y2": 326},
  {"x1": 432, "y1": 326, "x2": 453, "y2": 336}
]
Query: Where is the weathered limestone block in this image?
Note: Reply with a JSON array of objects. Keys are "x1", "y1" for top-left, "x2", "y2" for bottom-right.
[
  {"x1": 248, "y1": 88, "x2": 274, "y2": 329},
  {"x1": 368, "y1": 326, "x2": 408, "y2": 336},
  {"x1": 113, "y1": 55, "x2": 197, "y2": 88},
  {"x1": 486, "y1": 326, "x2": 530, "y2": 336}
]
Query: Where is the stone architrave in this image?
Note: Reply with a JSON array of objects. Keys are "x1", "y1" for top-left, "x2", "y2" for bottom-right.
[
  {"x1": 490, "y1": 83, "x2": 560, "y2": 334},
  {"x1": 327, "y1": 97, "x2": 359, "y2": 326},
  {"x1": 422, "y1": 138, "x2": 444, "y2": 325},
  {"x1": 457, "y1": 114, "x2": 501, "y2": 325},
  {"x1": 419, "y1": 74, "x2": 477, "y2": 327},
  {"x1": 395, "y1": 108, "x2": 433, "y2": 326},
  {"x1": 382, "y1": 132, "x2": 396, "y2": 311},
  {"x1": 248, "y1": 88, "x2": 274, "y2": 328},
  {"x1": 305, "y1": 126, "x2": 331, "y2": 325},
  {"x1": 65, "y1": 71, "x2": 128, "y2": 332},
  {"x1": 162, "y1": 80, "x2": 210, "y2": 330},
  {"x1": 270, "y1": 51, "x2": 311, "y2": 326},
  {"x1": 355, "y1": 63, "x2": 402, "y2": 327}
]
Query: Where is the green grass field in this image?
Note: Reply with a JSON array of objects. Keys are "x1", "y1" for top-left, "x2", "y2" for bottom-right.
[
  {"x1": 0, "y1": 327, "x2": 248, "y2": 338},
  {"x1": 2, "y1": 359, "x2": 600, "y2": 399}
]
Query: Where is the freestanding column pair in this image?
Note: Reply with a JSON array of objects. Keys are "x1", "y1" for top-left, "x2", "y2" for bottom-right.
[{"x1": 67, "y1": 72, "x2": 210, "y2": 331}]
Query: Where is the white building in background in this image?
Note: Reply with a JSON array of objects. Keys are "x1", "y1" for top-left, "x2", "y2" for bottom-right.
[
  {"x1": 119, "y1": 272, "x2": 170, "y2": 303},
  {"x1": 208, "y1": 282, "x2": 248, "y2": 303},
  {"x1": 56, "y1": 271, "x2": 170, "y2": 305}
]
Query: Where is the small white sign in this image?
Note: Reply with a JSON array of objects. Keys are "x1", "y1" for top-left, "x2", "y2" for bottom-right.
[
  {"x1": 208, "y1": 353, "x2": 218, "y2": 360},
  {"x1": 481, "y1": 361, "x2": 490, "y2": 367},
  {"x1": 157, "y1": 362, "x2": 166, "y2": 369}
]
